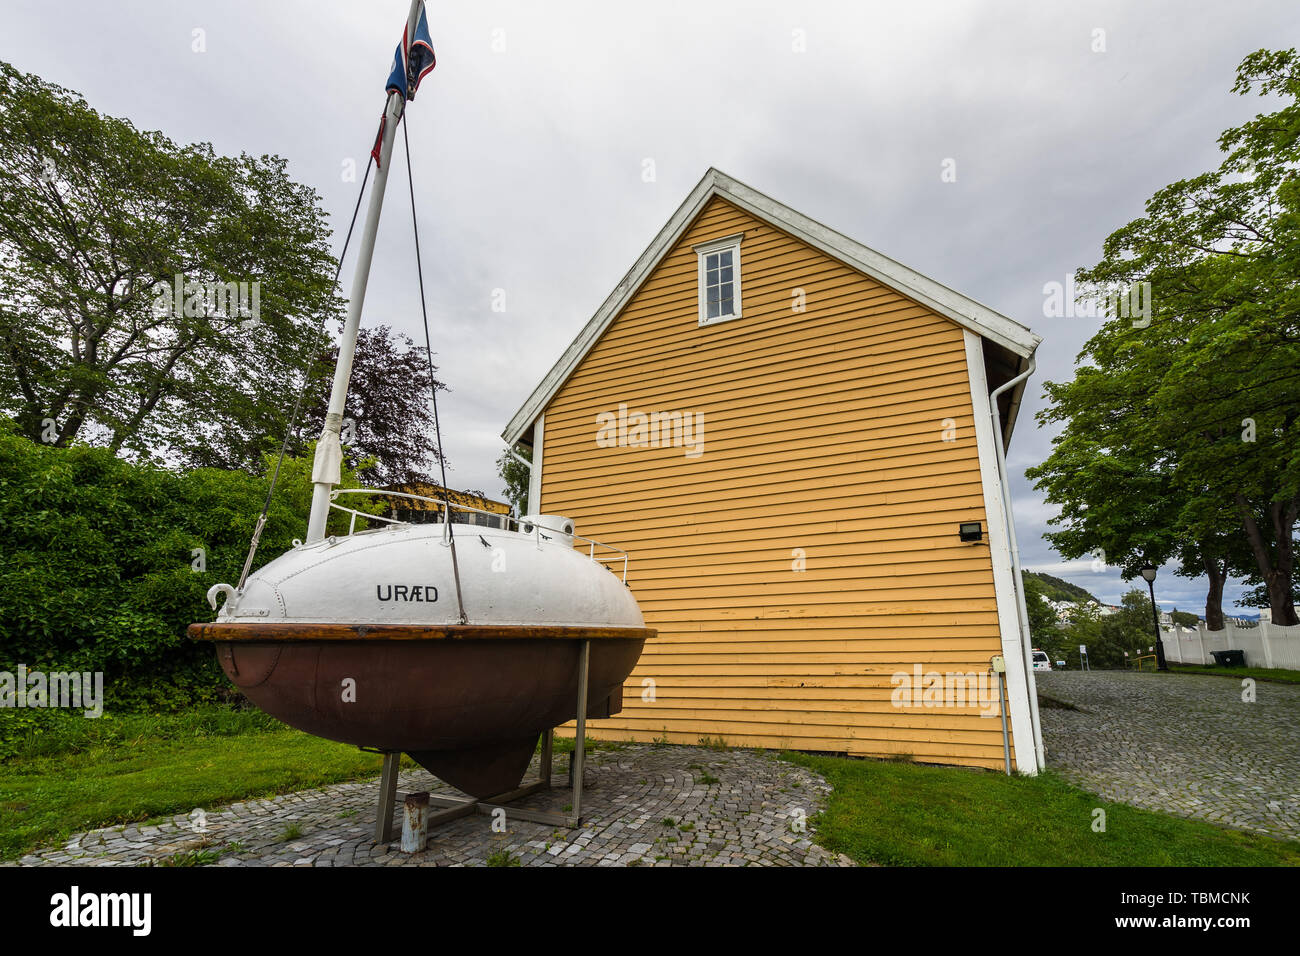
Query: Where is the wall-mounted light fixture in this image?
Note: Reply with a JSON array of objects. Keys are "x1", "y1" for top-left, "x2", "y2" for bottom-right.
[{"x1": 959, "y1": 521, "x2": 983, "y2": 543}]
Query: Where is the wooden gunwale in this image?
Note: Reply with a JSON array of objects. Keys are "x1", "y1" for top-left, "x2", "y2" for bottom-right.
[{"x1": 188, "y1": 622, "x2": 656, "y2": 642}]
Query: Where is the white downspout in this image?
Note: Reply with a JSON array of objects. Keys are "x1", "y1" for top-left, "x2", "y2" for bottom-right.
[
  {"x1": 525, "y1": 412, "x2": 545, "y2": 516},
  {"x1": 988, "y1": 353, "x2": 1045, "y2": 771}
]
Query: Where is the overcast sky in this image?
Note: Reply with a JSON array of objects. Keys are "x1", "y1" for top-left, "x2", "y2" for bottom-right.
[{"x1": 3, "y1": 0, "x2": 1294, "y2": 615}]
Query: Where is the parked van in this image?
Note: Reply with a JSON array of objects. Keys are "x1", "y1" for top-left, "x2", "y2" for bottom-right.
[{"x1": 1031, "y1": 649, "x2": 1052, "y2": 671}]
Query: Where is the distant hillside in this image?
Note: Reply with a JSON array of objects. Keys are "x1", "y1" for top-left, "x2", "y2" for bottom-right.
[{"x1": 1023, "y1": 570, "x2": 1100, "y2": 605}]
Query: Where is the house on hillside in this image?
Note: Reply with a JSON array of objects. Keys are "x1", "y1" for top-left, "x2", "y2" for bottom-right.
[
  {"x1": 501, "y1": 168, "x2": 1045, "y2": 773},
  {"x1": 1045, "y1": 598, "x2": 1076, "y2": 623}
]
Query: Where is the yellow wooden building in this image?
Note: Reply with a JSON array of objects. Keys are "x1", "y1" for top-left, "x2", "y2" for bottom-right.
[{"x1": 502, "y1": 169, "x2": 1044, "y2": 773}]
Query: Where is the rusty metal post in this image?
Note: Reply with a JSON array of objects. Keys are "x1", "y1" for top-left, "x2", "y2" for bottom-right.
[
  {"x1": 570, "y1": 640, "x2": 590, "y2": 824},
  {"x1": 375, "y1": 751, "x2": 400, "y2": 843},
  {"x1": 400, "y1": 791, "x2": 430, "y2": 853},
  {"x1": 540, "y1": 728, "x2": 553, "y2": 786}
]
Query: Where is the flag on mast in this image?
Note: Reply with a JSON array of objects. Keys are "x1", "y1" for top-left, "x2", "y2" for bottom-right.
[
  {"x1": 372, "y1": 1, "x2": 437, "y2": 167},
  {"x1": 384, "y1": 2, "x2": 437, "y2": 101}
]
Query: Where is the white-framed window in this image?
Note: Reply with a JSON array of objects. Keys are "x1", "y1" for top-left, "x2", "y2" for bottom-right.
[{"x1": 694, "y1": 233, "x2": 744, "y2": 326}]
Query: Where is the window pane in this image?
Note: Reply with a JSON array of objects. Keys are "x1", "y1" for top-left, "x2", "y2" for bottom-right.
[{"x1": 701, "y1": 245, "x2": 740, "y2": 322}]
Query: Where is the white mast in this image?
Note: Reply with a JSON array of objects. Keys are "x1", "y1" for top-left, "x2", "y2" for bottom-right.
[{"x1": 306, "y1": 0, "x2": 424, "y2": 543}]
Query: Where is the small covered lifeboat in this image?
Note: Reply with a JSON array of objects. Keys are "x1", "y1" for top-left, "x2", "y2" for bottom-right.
[{"x1": 190, "y1": 502, "x2": 652, "y2": 798}]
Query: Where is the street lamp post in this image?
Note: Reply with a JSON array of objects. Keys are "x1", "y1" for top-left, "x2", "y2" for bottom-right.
[{"x1": 1140, "y1": 563, "x2": 1168, "y2": 671}]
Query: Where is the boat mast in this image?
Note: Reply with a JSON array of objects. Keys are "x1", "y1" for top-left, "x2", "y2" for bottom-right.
[{"x1": 306, "y1": 0, "x2": 424, "y2": 544}]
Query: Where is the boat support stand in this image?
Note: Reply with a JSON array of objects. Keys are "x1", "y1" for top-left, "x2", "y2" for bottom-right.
[{"x1": 372, "y1": 639, "x2": 592, "y2": 843}]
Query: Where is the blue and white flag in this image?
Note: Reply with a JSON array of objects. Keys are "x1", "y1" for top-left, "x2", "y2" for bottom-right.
[
  {"x1": 385, "y1": 2, "x2": 437, "y2": 102},
  {"x1": 373, "y1": 2, "x2": 437, "y2": 167}
]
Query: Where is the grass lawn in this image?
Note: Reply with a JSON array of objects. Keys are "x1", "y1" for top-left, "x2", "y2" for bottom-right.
[
  {"x1": 8, "y1": 704, "x2": 1296, "y2": 867},
  {"x1": 0, "y1": 706, "x2": 387, "y2": 861},
  {"x1": 782, "y1": 752, "x2": 1300, "y2": 866},
  {"x1": 1167, "y1": 663, "x2": 1300, "y2": 685}
]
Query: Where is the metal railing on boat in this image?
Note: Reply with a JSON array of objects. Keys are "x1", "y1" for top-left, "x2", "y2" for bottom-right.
[{"x1": 326, "y1": 488, "x2": 630, "y2": 583}]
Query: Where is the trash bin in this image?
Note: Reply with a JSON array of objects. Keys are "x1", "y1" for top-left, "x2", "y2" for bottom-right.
[{"x1": 1211, "y1": 649, "x2": 1246, "y2": 667}]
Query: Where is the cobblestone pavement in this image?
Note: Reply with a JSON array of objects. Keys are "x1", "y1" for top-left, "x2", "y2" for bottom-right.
[
  {"x1": 1037, "y1": 671, "x2": 1300, "y2": 840},
  {"x1": 15, "y1": 744, "x2": 854, "y2": 867}
]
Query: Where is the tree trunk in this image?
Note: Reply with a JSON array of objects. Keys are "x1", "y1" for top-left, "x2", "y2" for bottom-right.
[
  {"x1": 55, "y1": 401, "x2": 90, "y2": 446},
  {"x1": 1263, "y1": 568, "x2": 1298, "y2": 626},
  {"x1": 1235, "y1": 493, "x2": 1299, "y2": 626},
  {"x1": 1201, "y1": 548, "x2": 1226, "y2": 631}
]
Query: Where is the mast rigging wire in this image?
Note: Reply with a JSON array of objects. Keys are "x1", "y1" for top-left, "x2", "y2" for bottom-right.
[{"x1": 401, "y1": 109, "x2": 468, "y2": 624}]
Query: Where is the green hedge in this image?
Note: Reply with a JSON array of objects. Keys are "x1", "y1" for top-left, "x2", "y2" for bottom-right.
[{"x1": 0, "y1": 420, "x2": 372, "y2": 747}]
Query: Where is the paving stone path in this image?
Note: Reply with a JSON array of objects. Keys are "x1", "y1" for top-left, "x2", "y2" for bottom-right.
[
  {"x1": 1037, "y1": 670, "x2": 1300, "y2": 840},
  {"x1": 15, "y1": 744, "x2": 854, "y2": 867}
]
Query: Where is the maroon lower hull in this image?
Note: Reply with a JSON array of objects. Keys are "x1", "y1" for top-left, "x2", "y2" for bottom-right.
[{"x1": 210, "y1": 636, "x2": 645, "y2": 797}]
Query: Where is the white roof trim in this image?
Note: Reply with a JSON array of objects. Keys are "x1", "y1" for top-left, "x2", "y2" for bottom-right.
[{"x1": 503, "y1": 168, "x2": 1041, "y2": 444}]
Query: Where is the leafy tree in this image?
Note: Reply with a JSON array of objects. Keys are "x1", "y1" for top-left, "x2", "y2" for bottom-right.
[
  {"x1": 1030, "y1": 48, "x2": 1300, "y2": 625},
  {"x1": 287, "y1": 324, "x2": 446, "y2": 488},
  {"x1": 1234, "y1": 579, "x2": 1300, "y2": 611},
  {"x1": 1022, "y1": 574, "x2": 1063, "y2": 652},
  {"x1": 0, "y1": 418, "x2": 371, "y2": 714},
  {"x1": 1026, "y1": 347, "x2": 1240, "y2": 627},
  {"x1": 496, "y1": 443, "x2": 531, "y2": 514},
  {"x1": 0, "y1": 61, "x2": 340, "y2": 468},
  {"x1": 1115, "y1": 589, "x2": 1163, "y2": 654}
]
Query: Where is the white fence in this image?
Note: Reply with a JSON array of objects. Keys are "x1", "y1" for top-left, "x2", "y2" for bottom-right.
[{"x1": 1160, "y1": 620, "x2": 1300, "y2": 670}]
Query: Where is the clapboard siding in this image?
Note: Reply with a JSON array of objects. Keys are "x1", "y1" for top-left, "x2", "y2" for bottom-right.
[{"x1": 539, "y1": 196, "x2": 1017, "y2": 769}]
